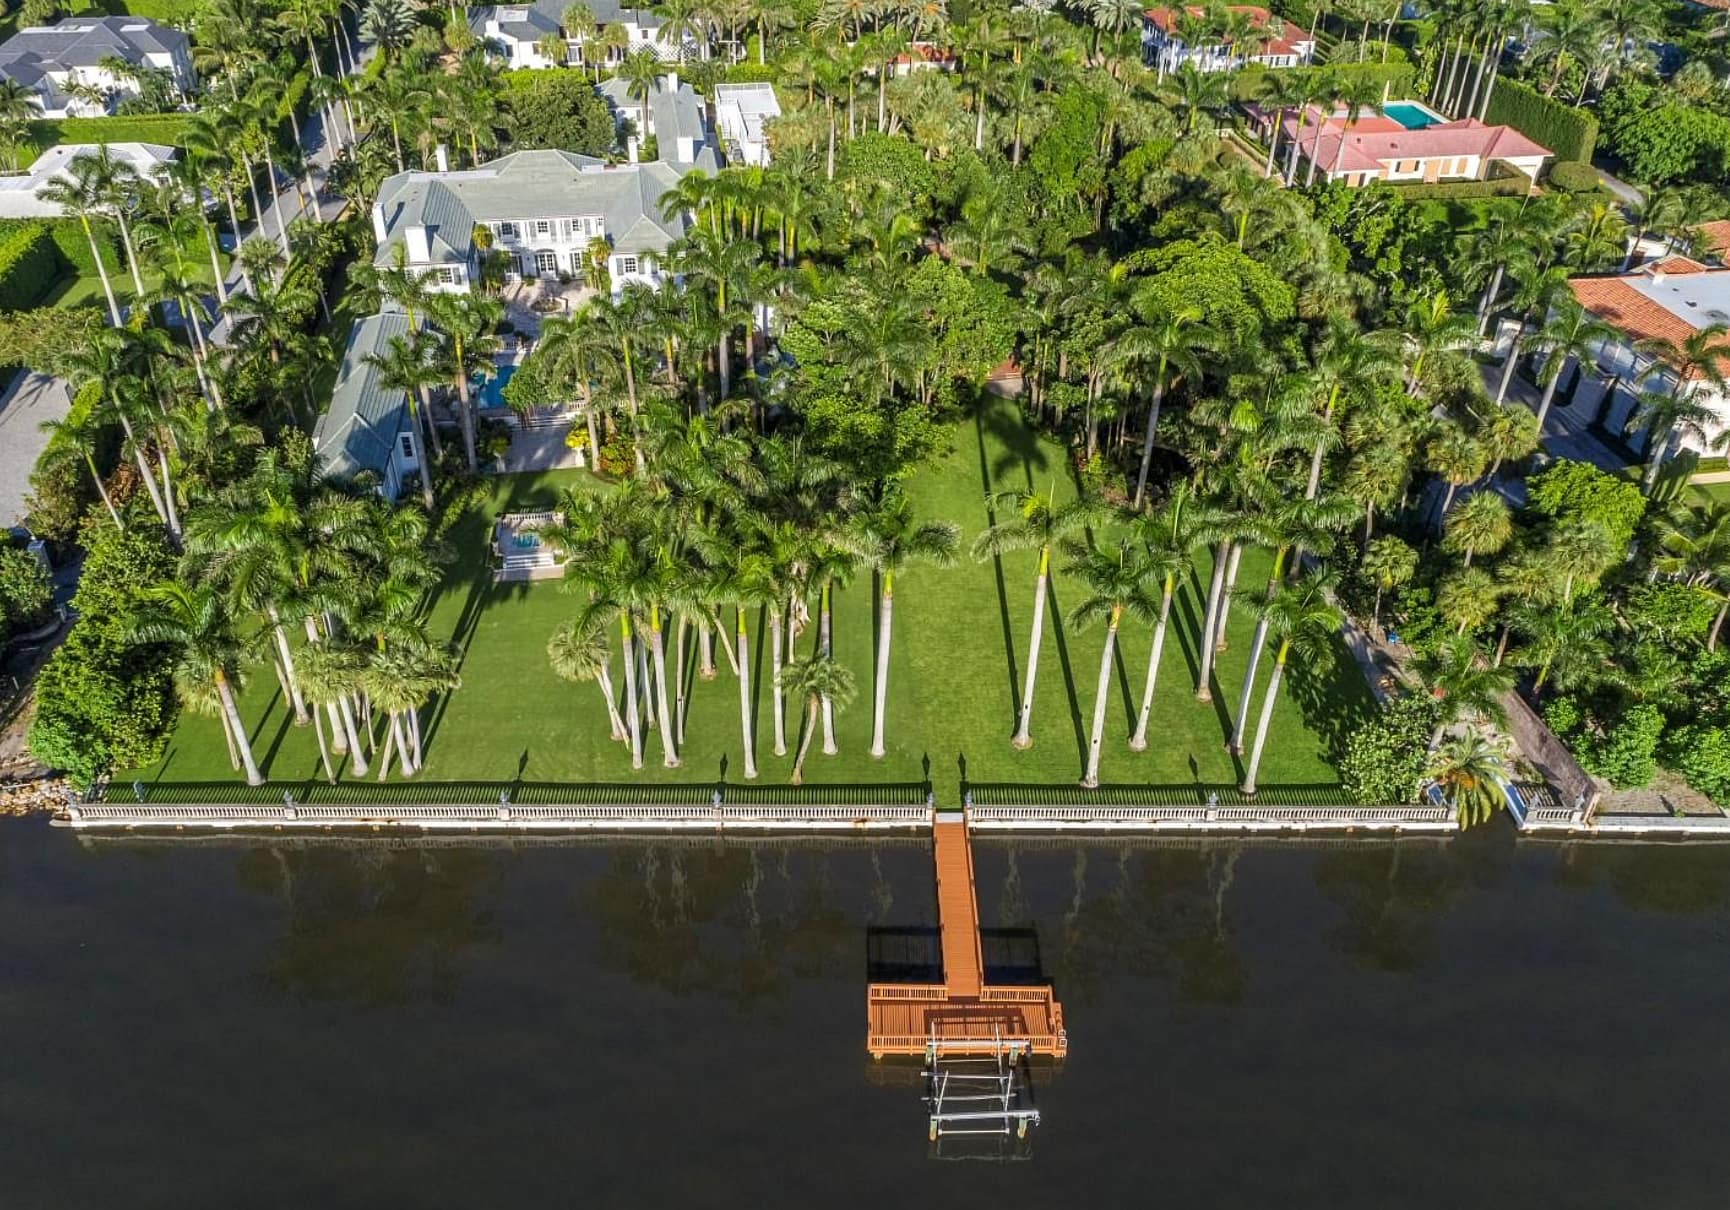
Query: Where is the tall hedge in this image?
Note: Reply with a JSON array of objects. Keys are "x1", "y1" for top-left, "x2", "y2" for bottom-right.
[
  {"x1": 0, "y1": 224, "x2": 64, "y2": 310},
  {"x1": 1230, "y1": 59, "x2": 1417, "y2": 104},
  {"x1": 0, "y1": 216, "x2": 119, "y2": 285},
  {"x1": 1484, "y1": 77, "x2": 1597, "y2": 163}
]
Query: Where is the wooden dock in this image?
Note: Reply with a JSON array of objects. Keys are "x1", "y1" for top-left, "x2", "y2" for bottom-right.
[{"x1": 867, "y1": 817, "x2": 1067, "y2": 1059}]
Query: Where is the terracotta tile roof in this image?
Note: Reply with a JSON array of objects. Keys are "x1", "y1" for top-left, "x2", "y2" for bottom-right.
[
  {"x1": 1570, "y1": 275, "x2": 1699, "y2": 353},
  {"x1": 1143, "y1": 4, "x2": 1307, "y2": 57},
  {"x1": 1695, "y1": 219, "x2": 1730, "y2": 259},
  {"x1": 1284, "y1": 111, "x2": 1553, "y2": 172},
  {"x1": 1653, "y1": 255, "x2": 1709, "y2": 275}
]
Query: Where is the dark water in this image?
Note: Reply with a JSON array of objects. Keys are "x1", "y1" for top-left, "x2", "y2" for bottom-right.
[{"x1": 4, "y1": 819, "x2": 1730, "y2": 1209}]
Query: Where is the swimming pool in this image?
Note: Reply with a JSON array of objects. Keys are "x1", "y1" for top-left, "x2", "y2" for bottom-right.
[
  {"x1": 474, "y1": 363, "x2": 517, "y2": 410},
  {"x1": 513, "y1": 532, "x2": 542, "y2": 550},
  {"x1": 1384, "y1": 101, "x2": 1445, "y2": 130}
]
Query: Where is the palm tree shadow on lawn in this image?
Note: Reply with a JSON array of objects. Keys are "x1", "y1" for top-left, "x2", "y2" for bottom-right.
[
  {"x1": 971, "y1": 392, "x2": 1053, "y2": 492},
  {"x1": 1041, "y1": 578, "x2": 1089, "y2": 779},
  {"x1": 973, "y1": 414, "x2": 1022, "y2": 728}
]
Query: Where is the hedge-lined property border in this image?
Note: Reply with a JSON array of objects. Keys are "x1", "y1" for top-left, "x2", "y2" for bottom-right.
[
  {"x1": 0, "y1": 224, "x2": 64, "y2": 310},
  {"x1": 1484, "y1": 78, "x2": 1597, "y2": 163}
]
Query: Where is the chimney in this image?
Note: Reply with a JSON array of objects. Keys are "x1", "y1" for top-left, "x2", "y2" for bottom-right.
[
  {"x1": 666, "y1": 70, "x2": 678, "y2": 92},
  {"x1": 371, "y1": 201, "x2": 388, "y2": 244},
  {"x1": 405, "y1": 224, "x2": 432, "y2": 264},
  {"x1": 626, "y1": 135, "x2": 639, "y2": 164},
  {"x1": 435, "y1": 144, "x2": 449, "y2": 173}
]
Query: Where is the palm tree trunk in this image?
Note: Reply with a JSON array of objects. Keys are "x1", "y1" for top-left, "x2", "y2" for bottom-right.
[
  {"x1": 116, "y1": 412, "x2": 170, "y2": 527},
  {"x1": 1081, "y1": 610, "x2": 1120, "y2": 788},
  {"x1": 1533, "y1": 367, "x2": 1564, "y2": 431},
  {"x1": 770, "y1": 604, "x2": 787, "y2": 755},
  {"x1": 216, "y1": 669, "x2": 265, "y2": 786},
  {"x1": 80, "y1": 214, "x2": 121, "y2": 326},
  {"x1": 1131, "y1": 375, "x2": 1167, "y2": 509},
  {"x1": 217, "y1": 696, "x2": 240, "y2": 769},
  {"x1": 674, "y1": 614, "x2": 689, "y2": 745},
  {"x1": 596, "y1": 663, "x2": 627, "y2": 740},
  {"x1": 114, "y1": 212, "x2": 147, "y2": 300},
  {"x1": 790, "y1": 697, "x2": 820, "y2": 784},
  {"x1": 1012, "y1": 551, "x2": 1049, "y2": 749},
  {"x1": 339, "y1": 698, "x2": 368, "y2": 773},
  {"x1": 1129, "y1": 578, "x2": 1175, "y2": 751},
  {"x1": 155, "y1": 442, "x2": 182, "y2": 544},
  {"x1": 1230, "y1": 559, "x2": 1285, "y2": 753},
  {"x1": 311, "y1": 703, "x2": 336, "y2": 783},
  {"x1": 1476, "y1": 264, "x2": 1504, "y2": 337},
  {"x1": 1495, "y1": 321, "x2": 1525, "y2": 402},
  {"x1": 820, "y1": 581, "x2": 837, "y2": 754},
  {"x1": 649, "y1": 606, "x2": 679, "y2": 766},
  {"x1": 376, "y1": 712, "x2": 399, "y2": 780},
  {"x1": 621, "y1": 614, "x2": 644, "y2": 769},
  {"x1": 1213, "y1": 543, "x2": 1242, "y2": 653},
  {"x1": 454, "y1": 369, "x2": 479, "y2": 472},
  {"x1": 737, "y1": 607, "x2": 757, "y2": 778},
  {"x1": 869, "y1": 570, "x2": 894, "y2": 758},
  {"x1": 1239, "y1": 647, "x2": 1287, "y2": 795},
  {"x1": 270, "y1": 610, "x2": 310, "y2": 724},
  {"x1": 1196, "y1": 541, "x2": 1228, "y2": 700},
  {"x1": 84, "y1": 452, "x2": 123, "y2": 530}
]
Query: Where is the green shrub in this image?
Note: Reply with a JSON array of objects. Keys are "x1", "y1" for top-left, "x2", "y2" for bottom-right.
[
  {"x1": 21, "y1": 114, "x2": 197, "y2": 160},
  {"x1": 0, "y1": 546, "x2": 53, "y2": 644},
  {"x1": 0, "y1": 223, "x2": 63, "y2": 309},
  {"x1": 1483, "y1": 77, "x2": 1597, "y2": 163},
  {"x1": 1528, "y1": 459, "x2": 1647, "y2": 548},
  {"x1": 1341, "y1": 693, "x2": 1443, "y2": 804},
  {"x1": 26, "y1": 520, "x2": 178, "y2": 787},
  {"x1": 1546, "y1": 160, "x2": 1605, "y2": 194},
  {"x1": 0, "y1": 217, "x2": 120, "y2": 279},
  {"x1": 1543, "y1": 694, "x2": 1582, "y2": 737},
  {"x1": 1579, "y1": 703, "x2": 1665, "y2": 789},
  {"x1": 1665, "y1": 724, "x2": 1730, "y2": 804},
  {"x1": 1386, "y1": 174, "x2": 1532, "y2": 201}
]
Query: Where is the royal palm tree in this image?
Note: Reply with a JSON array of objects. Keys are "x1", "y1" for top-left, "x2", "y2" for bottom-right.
[
  {"x1": 38, "y1": 407, "x2": 124, "y2": 531},
  {"x1": 1067, "y1": 537, "x2": 1157, "y2": 789},
  {"x1": 549, "y1": 616, "x2": 628, "y2": 742},
  {"x1": 131, "y1": 581, "x2": 264, "y2": 785},
  {"x1": 1102, "y1": 299, "x2": 1220, "y2": 509},
  {"x1": 37, "y1": 153, "x2": 122, "y2": 325},
  {"x1": 1239, "y1": 572, "x2": 1341, "y2": 796},
  {"x1": 1128, "y1": 483, "x2": 1213, "y2": 752},
  {"x1": 783, "y1": 656, "x2": 856, "y2": 785},
  {"x1": 850, "y1": 490, "x2": 959, "y2": 759},
  {"x1": 619, "y1": 48, "x2": 663, "y2": 146},
  {"x1": 1632, "y1": 324, "x2": 1730, "y2": 491},
  {"x1": 971, "y1": 487, "x2": 1104, "y2": 749},
  {"x1": 364, "y1": 332, "x2": 443, "y2": 508},
  {"x1": 426, "y1": 291, "x2": 503, "y2": 473},
  {"x1": 1525, "y1": 296, "x2": 1613, "y2": 431},
  {"x1": 1655, "y1": 501, "x2": 1730, "y2": 649}
]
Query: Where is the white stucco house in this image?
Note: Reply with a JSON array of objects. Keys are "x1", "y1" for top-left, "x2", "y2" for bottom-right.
[
  {"x1": 713, "y1": 82, "x2": 780, "y2": 167},
  {"x1": 467, "y1": 0, "x2": 709, "y2": 68},
  {"x1": 0, "y1": 16, "x2": 195, "y2": 118},
  {"x1": 1569, "y1": 256, "x2": 1730, "y2": 462},
  {"x1": 0, "y1": 142, "x2": 178, "y2": 219},
  {"x1": 596, "y1": 72, "x2": 721, "y2": 170},
  {"x1": 370, "y1": 148, "x2": 696, "y2": 295},
  {"x1": 1142, "y1": 5, "x2": 1315, "y2": 74}
]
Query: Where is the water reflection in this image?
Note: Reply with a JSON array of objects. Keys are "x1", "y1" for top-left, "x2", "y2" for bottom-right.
[
  {"x1": 234, "y1": 844, "x2": 502, "y2": 1007},
  {"x1": 1552, "y1": 842, "x2": 1730, "y2": 914}
]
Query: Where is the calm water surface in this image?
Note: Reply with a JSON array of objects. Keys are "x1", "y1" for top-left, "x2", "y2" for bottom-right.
[{"x1": 3, "y1": 819, "x2": 1729, "y2": 1208}]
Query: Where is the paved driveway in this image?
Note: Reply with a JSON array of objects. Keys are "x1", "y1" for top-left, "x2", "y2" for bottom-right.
[{"x1": 0, "y1": 372, "x2": 73, "y2": 533}]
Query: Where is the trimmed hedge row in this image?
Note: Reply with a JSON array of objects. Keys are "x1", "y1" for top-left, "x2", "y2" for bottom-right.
[
  {"x1": 1484, "y1": 77, "x2": 1596, "y2": 163},
  {"x1": 1547, "y1": 160, "x2": 1608, "y2": 194},
  {"x1": 0, "y1": 224, "x2": 64, "y2": 310},
  {"x1": 21, "y1": 114, "x2": 197, "y2": 160},
  {"x1": 1386, "y1": 172, "x2": 1533, "y2": 201},
  {"x1": 1230, "y1": 59, "x2": 1417, "y2": 104},
  {"x1": 0, "y1": 218, "x2": 120, "y2": 279}
]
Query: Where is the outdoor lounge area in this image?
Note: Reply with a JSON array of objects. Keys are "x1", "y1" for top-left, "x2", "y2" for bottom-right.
[{"x1": 494, "y1": 511, "x2": 568, "y2": 582}]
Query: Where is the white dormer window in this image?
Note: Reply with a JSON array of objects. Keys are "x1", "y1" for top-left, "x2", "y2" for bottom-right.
[
  {"x1": 533, "y1": 219, "x2": 552, "y2": 236},
  {"x1": 496, "y1": 220, "x2": 518, "y2": 238}
]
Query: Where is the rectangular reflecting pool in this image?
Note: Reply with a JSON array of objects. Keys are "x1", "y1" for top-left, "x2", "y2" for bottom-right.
[{"x1": 1384, "y1": 100, "x2": 1446, "y2": 130}]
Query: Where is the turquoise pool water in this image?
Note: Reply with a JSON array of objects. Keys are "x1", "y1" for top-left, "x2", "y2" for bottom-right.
[
  {"x1": 475, "y1": 363, "x2": 517, "y2": 409},
  {"x1": 513, "y1": 532, "x2": 541, "y2": 549},
  {"x1": 1385, "y1": 101, "x2": 1444, "y2": 130}
]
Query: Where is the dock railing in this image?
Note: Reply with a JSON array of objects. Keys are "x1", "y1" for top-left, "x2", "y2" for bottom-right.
[{"x1": 960, "y1": 783, "x2": 1456, "y2": 833}]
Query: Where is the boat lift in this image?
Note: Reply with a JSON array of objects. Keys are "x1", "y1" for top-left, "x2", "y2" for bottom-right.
[{"x1": 923, "y1": 1028, "x2": 1040, "y2": 1156}]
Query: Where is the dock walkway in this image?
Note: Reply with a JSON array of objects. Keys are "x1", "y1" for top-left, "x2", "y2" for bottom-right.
[{"x1": 867, "y1": 814, "x2": 1067, "y2": 1060}]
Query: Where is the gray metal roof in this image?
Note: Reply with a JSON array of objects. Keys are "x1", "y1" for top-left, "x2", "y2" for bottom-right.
[
  {"x1": 466, "y1": 0, "x2": 663, "y2": 38},
  {"x1": 373, "y1": 150, "x2": 693, "y2": 266},
  {"x1": 312, "y1": 313, "x2": 419, "y2": 484},
  {"x1": 598, "y1": 75, "x2": 708, "y2": 146},
  {"x1": 0, "y1": 16, "x2": 188, "y2": 75}
]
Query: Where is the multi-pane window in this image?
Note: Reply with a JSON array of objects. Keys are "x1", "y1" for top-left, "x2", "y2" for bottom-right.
[
  {"x1": 434, "y1": 267, "x2": 455, "y2": 284},
  {"x1": 399, "y1": 434, "x2": 415, "y2": 461},
  {"x1": 617, "y1": 256, "x2": 639, "y2": 275},
  {"x1": 534, "y1": 219, "x2": 552, "y2": 237},
  {"x1": 496, "y1": 221, "x2": 518, "y2": 238},
  {"x1": 536, "y1": 250, "x2": 558, "y2": 273}
]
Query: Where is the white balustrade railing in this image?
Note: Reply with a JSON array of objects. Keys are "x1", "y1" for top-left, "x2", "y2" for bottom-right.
[
  {"x1": 965, "y1": 802, "x2": 1454, "y2": 829},
  {"x1": 66, "y1": 799, "x2": 933, "y2": 830}
]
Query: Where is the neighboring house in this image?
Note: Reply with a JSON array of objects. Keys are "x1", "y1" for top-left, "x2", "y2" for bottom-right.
[
  {"x1": 0, "y1": 142, "x2": 177, "y2": 219},
  {"x1": 713, "y1": 82, "x2": 780, "y2": 167},
  {"x1": 312, "y1": 312, "x2": 425, "y2": 502},
  {"x1": 467, "y1": 0, "x2": 706, "y2": 69},
  {"x1": 370, "y1": 149, "x2": 695, "y2": 293},
  {"x1": 1142, "y1": 5, "x2": 1315, "y2": 73},
  {"x1": 1568, "y1": 256, "x2": 1730, "y2": 459},
  {"x1": 882, "y1": 42, "x2": 958, "y2": 76},
  {"x1": 1261, "y1": 108, "x2": 1551, "y2": 187},
  {"x1": 0, "y1": 17, "x2": 194, "y2": 118},
  {"x1": 596, "y1": 72, "x2": 721, "y2": 170}
]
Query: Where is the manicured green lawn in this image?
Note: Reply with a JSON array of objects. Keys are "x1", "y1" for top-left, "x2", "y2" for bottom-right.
[{"x1": 137, "y1": 400, "x2": 1373, "y2": 797}]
